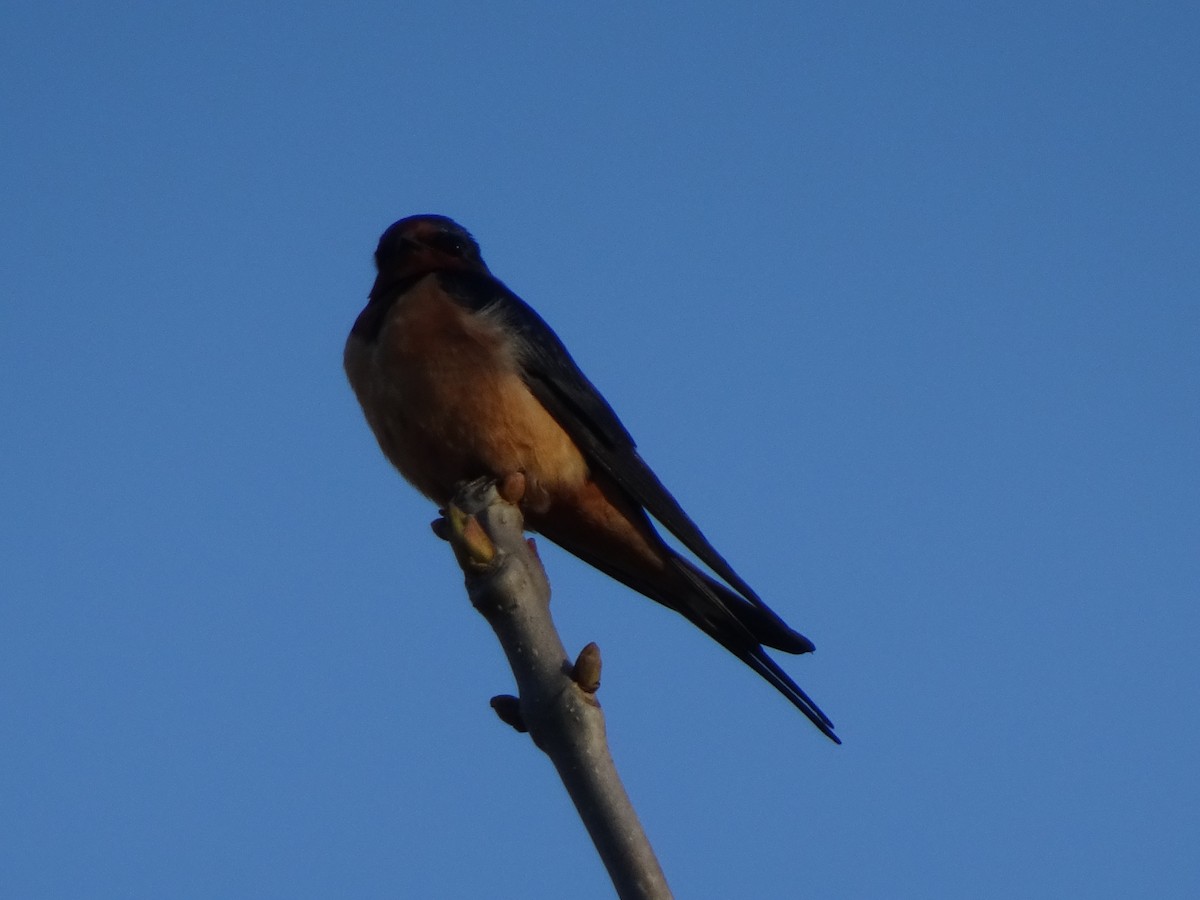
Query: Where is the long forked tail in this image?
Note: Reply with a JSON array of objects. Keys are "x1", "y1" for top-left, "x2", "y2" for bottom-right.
[
  {"x1": 535, "y1": 524, "x2": 840, "y2": 743},
  {"x1": 672, "y1": 558, "x2": 840, "y2": 743},
  {"x1": 739, "y1": 645, "x2": 840, "y2": 743}
]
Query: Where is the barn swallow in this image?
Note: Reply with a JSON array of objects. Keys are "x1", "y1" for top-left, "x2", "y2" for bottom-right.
[{"x1": 344, "y1": 214, "x2": 839, "y2": 743}]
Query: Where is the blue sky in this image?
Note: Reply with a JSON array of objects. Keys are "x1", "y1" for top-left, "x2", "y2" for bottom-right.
[{"x1": 3, "y1": 2, "x2": 1197, "y2": 897}]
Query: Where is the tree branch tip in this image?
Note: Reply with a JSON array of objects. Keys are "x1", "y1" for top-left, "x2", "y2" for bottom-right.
[
  {"x1": 571, "y1": 642, "x2": 602, "y2": 694},
  {"x1": 489, "y1": 694, "x2": 528, "y2": 732},
  {"x1": 438, "y1": 478, "x2": 670, "y2": 896}
]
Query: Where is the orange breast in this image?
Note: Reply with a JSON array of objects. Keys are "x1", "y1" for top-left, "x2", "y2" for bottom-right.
[{"x1": 344, "y1": 275, "x2": 589, "y2": 507}]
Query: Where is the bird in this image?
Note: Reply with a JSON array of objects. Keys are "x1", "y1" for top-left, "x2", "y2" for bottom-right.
[{"x1": 344, "y1": 214, "x2": 839, "y2": 743}]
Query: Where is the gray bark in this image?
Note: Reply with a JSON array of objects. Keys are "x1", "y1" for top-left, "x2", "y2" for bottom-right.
[{"x1": 443, "y1": 479, "x2": 673, "y2": 900}]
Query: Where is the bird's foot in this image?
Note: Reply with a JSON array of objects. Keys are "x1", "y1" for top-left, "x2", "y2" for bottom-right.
[{"x1": 497, "y1": 471, "x2": 527, "y2": 504}]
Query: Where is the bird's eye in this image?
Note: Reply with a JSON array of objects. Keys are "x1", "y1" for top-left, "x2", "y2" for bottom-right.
[{"x1": 427, "y1": 231, "x2": 470, "y2": 257}]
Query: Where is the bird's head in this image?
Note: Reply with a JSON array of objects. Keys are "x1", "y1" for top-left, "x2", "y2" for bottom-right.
[{"x1": 370, "y1": 215, "x2": 487, "y2": 300}]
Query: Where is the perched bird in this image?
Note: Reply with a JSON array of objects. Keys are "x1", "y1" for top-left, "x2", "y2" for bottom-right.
[{"x1": 344, "y1": 214, "x2": 839, "y2": 743}]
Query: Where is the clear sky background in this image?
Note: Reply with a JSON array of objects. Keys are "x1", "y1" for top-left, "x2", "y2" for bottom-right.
[{"x1": 3, "y1": 3, "x2": 1197, "y2": 898}]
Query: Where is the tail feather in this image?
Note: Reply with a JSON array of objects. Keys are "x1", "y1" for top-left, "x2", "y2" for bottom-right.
[
  {"x1": 740, "y1": 647, "x2": 839, "y2": 742},
  {"x1": 673, "y1": 557, "x2": 814, "y2": 654},
  {"x1": 538, "y1": 530, "x2": 840, "y2": 743},
  {"x1": 671, "y1": 556, "x2": 839, "y2": 743}
]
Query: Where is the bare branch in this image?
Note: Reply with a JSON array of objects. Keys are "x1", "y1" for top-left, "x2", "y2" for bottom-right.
[{"x1": 441, "y1": 478, "x2": 673, "y2": 900}]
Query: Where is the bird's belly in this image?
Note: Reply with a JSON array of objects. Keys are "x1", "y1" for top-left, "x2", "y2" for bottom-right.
[
  {"x1": 346, "y1": 282, "x2": 589, "y2": 506},
  {"x1": 388, "y1": 368, "x2": 589, "y2": 507}
]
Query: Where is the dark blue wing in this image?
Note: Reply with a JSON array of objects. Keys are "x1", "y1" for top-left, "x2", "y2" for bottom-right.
[{"x1": 437, "y1": 270, "x2": 802, "y2": 639}]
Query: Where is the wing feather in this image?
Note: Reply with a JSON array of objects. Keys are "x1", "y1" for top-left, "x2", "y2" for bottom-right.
[{"x1": 439, "y1": 270, "x2": 796, "y2": 633}]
